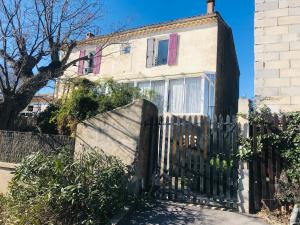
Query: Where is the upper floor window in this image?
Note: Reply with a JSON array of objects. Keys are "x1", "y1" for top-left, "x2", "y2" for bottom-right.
[
  {"x1": 121, "y1": 43, "x2": 131, "y2": 55},
  {"x1": 156, "y1": 39, "x2": 169, "y2": 66},
  {"x1": 78, "y1": 47, "x2": 102, "y2": 75},
  {"x1": 85, "y1": 51, "x2": 95, "y2": 74},
  {"x1": 146, "y1": 33, "x2": 179, "y2": 68},
  {"x1": 27, "y1": 105, "x2": 34, "y2": 112}
]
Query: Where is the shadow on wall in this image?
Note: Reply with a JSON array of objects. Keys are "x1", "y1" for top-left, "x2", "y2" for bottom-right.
[{"x1": 74, "y1": 99, "x2": 158, "y2": 194}]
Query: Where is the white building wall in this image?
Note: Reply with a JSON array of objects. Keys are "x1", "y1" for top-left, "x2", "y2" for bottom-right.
[{"x1": 57, "y1": 23, "x2": 218, "y2": 95}]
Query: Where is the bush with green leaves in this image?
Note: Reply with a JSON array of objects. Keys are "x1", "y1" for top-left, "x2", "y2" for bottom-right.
[
  {"x1": 54, "y1": 79, "x2": 141, "y2": 135},
  {"x1": 1, "y1": 148, "x2": 129, "y2": 225},
  {"x1": 239, "y1": 107, "x2": 300, "y2": 204},
  {"x1": 0, "y1": 194, "x2": 5, "y2": 225},
  {"x1": 36, "y1": 103, "x2": 60, "y2": 134}
]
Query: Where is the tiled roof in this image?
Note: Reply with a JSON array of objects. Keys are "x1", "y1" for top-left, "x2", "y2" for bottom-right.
[{"x1": 78, "y1": 12, "x2": 228, "y2": 47}]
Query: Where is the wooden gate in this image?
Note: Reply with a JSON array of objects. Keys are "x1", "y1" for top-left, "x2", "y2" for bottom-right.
[
  {"x1": 249, "y1": 115, "x2": 285, "y2": 213},
  {"x1": 148, "y1": 115, "x2": 239, "y2": 209}
]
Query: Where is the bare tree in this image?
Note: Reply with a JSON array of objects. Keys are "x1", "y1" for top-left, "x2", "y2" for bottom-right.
[{"x1": 0, "y1": 0, "x2": 102, "y2": 130}]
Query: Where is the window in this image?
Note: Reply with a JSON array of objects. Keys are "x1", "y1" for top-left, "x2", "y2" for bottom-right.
[
  {"x1": 27, "y1": 105, "x2": 34, "y2": 112},
  {"x1": 137, "y1": 80, "x2": 165, "y2": 113},
  {"x1": 168, "y1": 77, "x2": 204, "y2": 114},
  {"x1": 155, "y1": 39, "x2": 169, "y2": 66},
  {"x1": 85, "y1": 51, "x2": 95, "y2": 74},
  {"x1": 121, "y1": 44, "x2": 131, "y2": 54},
  {"x1": 129, "y1": 75, "x2": 215, "y2": 116},
  {"x1": 146, "y1": 34, "x2": 178, "y2": 68}
]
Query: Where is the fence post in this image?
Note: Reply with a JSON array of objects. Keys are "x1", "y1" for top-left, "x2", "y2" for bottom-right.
[
  {"x1": 238, "y1": 161, "x2": 250, "y2": 213},
  {"x1": 237, "y1": 114, "x2": 251, "y2": 213}
]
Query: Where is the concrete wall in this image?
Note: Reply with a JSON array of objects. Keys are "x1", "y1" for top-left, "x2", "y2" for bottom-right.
[
  {"x1": 75, "y1": 99, "x2": 158, "y2": 194},
  {"x1": 0, "y1": 162, "x2": 16, "y2": 194},
  {"x1": 255, "y1": 0, "x2": 300, "y2": 112}
]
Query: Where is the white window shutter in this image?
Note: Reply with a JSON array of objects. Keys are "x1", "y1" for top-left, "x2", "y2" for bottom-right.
[{"x1": 146, "y1": 38, "x2": 155, "y2": 68}]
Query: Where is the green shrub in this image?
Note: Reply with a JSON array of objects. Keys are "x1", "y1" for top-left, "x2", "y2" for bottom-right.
[
  {"x1": 0, "y1": 194, "x2": 5, "y2": 225},
  {"x1": 55, "y1": 79, "x2": 141, "y2": 135},
  {"x1": 36, "y1": 104, "x2": 60, "y2": 134},
  {"x1": 239, "y1": 107, "x2": 300, "y2": 204},
  {"x1": 275, "y1": 171, "x2": 300, "y2": 205},
  {"x1": 2, "y1": 148, "x2": 129, "y2": 225}
]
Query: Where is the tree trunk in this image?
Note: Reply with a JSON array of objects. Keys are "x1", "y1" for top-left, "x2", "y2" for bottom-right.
[
  {"x1": 0, "y1": 94, "x2": 35, "y2": 130},
  {"x1": 0, "y1": 101, "x2": 18, "y2": 130}
]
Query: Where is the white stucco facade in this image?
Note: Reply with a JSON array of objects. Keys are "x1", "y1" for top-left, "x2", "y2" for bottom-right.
[{"x1": 55, "y1": 13, "x2": 240, "y2": 116}]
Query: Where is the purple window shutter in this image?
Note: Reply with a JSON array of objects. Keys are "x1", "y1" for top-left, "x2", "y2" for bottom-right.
[
  {"x1": 78, "y1": 50, "x2": 86, "y2": 75},
  {"x1": 93, "y1": 47, "x2": 102, "y2": 74},
  {"x1": 168, "y1": 33, "x2": 179, "y2": 66}
]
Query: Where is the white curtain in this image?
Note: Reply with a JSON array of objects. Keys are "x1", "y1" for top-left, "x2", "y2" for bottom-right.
[
  {"x1": 151, "y1": 80, "x2": 165, "y2": 113},
  {"x1": 137, "y1": 80, "x2": 165, "y2": 113},
  {"x1": 137, "y1": 81, "x2": 151, "y2": 95},
  {"x1": 168, "y1": 79, "x2": 185, "y2": 114},
  {"x1": 208, "y1": 74, "x2": 215, "y2": 117},
  {"x1": 185, "y1": 77, "x2": 202, "y2": 114}
]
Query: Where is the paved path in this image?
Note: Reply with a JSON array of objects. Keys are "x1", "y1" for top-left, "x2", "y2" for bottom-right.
[{"x1": 119, "y1": 201, "x2": 267, "y2": 225}]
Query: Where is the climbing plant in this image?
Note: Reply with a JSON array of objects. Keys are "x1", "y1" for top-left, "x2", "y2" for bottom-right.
[{"x1": 238, "y1": 107, "x2": 300, "y2": 204}]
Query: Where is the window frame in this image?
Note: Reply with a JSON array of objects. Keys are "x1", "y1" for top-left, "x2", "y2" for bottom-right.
[
  {"x1": 120, "y1": 43, "x2": 131, "y2": 55},
  {"x1": 154, "y1": 37, "x2": 169, "y2": 67},
  {"x1": 85, "y1": 51, "x2": 96, "y2": 74},
  {"x1": 123, "y1": 74, "x2": 215, "y2": 116}
]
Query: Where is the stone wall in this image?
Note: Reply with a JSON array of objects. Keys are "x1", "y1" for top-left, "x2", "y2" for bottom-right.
[
  {"x1": 0, "y1": 131, "x2": 75, "y2": 163},
  {"x1": 255, "y1": 0, "x2": 300, "y2": 112},
  {"x1": 75, "y1": 99, "x2": 158, "y2": 194},
  {"x1": 0, "y1": 162, "x2": 16, "y2": 194}
]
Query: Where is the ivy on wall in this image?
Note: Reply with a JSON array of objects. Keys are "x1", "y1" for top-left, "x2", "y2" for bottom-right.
[{"x1": 238, "y1": 107, "x2": 300, "y2": 204}]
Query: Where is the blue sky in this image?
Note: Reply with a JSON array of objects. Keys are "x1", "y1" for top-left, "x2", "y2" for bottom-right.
[{"x1": 42, "y1": 0, "x2": 255, "y2": 98}]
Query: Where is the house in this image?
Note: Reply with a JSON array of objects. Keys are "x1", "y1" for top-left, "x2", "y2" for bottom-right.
[
  {"x1": 20, "y1": 94, "x2": 53, "y2": 117},
  {"x1": 55, "y1": 0, "x2": 240, "y2": 117},
  {"x1": 254, "y1": 0, "x2": 300, "y2": 112}
]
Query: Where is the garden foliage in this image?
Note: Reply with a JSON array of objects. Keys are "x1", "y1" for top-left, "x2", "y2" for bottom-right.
[
  {"x1": 37, "y1": 79, "x2": 141, "y2": 135},
  {"x1": 0, "y1": 148, "x2": 129, "y2": 225},
  {"x1": 239, "y1": 107, "x2": 300, "y2": 204}
]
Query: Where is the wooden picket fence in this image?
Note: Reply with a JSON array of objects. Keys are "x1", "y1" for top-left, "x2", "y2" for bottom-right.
[
  {"x1": 149, "y1": 114, "x2": 239, "y2": 209},
  {"x1": 249, "y1": 114, "x2": 285, "y2": 213}
]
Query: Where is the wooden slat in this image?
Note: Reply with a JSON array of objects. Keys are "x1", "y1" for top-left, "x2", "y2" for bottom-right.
[
  {"x1": 218, "y1": 114, "x2": 224, "y2": 202},
  {"x1": 168, "y1": 116, "x2": 174, "y2": 199},
  {"x1": 225, "y1": 115, "x2": 232, "y2": 207},
  {"x1": 157, "y1": 116, "x2": 163, "y2": 181},
  {"x1": 187, "y1": 116, "x2": 192, "y2": 200},
  {"x1": 180, "y1": 116, "x2": 185, "y2": 197},
  {"x1": 212, "y1": 115, "x2": 218, "y2": 199},
  {"x1": 274, "y1": 115, "x2": 281, "y2": 182},
  {"x1": 232, "y1": 116, "x2": 239, "y2": 206},
  {"x1": 205, "y1": 117, "x2": 211, "y2": 198},
  {"x1": 173, "y1": 117, "x2": 179, "y2": 199},
  {"x1": 260, "y1": 125, "x2": 267, "y2": 203},
  {"x1": 252, "y1": 122, "x2": 260, "y2": 212},
  {"x1": 193, "y1": 116, "x2": 199, "y2": 201},
  {"x1": 162, "y1": 116, "x2": 170, "y2": 197},
  {"x1": 199, "y1": 116, "x2": 205, "y2": 194},
  {"x1": 161, "y1": 116, "x2": 168, "y2": 196},
  {"x1": 266, "y1": 120, "x2": 275, "y2": 207}
]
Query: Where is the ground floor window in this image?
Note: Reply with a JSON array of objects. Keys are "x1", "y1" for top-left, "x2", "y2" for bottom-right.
[
  {"x1": 137, "y1": 80, "x2": 165, "y2": 113},
  {"x1": 132, "y1": 74, "x2": 215, "y2": 116}
]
